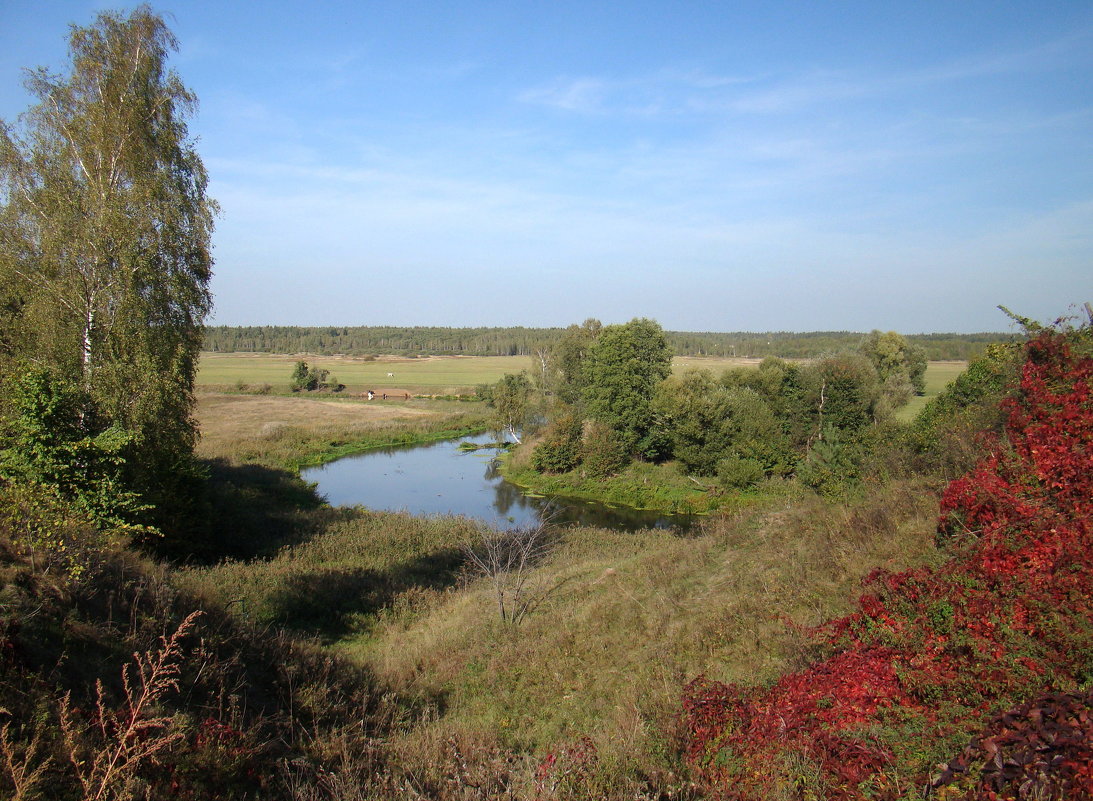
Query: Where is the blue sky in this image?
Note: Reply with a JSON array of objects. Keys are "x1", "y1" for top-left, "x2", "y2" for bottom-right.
[{"x1": 1, "y1": 1, "x2": 1091, "y2": 333}]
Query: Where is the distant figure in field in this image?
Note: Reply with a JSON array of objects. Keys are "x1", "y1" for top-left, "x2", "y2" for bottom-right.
[
  {"x1": 387, "y1": 372, "x2": 394, "y2": 377},
  {"x1": 366, "y1": 390, "x2": 375, "y2": 400}
]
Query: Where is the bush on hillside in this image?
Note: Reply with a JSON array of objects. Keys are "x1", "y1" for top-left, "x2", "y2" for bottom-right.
[
  {"x1": 682, "y1": 322, "x2": 1093, "y2": 800},
  {"x1": 716, "y1": 455, "x2": 764, "y2": 490}
]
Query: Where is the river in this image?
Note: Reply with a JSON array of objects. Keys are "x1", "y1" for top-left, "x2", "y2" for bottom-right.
[{"x1": 300, "y1": 432, "x2": 694, "y2": 531}]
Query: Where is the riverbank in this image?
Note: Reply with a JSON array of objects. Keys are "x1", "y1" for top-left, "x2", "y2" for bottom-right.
[
  {"x1": 499, "y1": 442, "x2": 791, "y2": 516},
  {"x1": 196, "y1": 391, "x2": 492, "y2": 470}
]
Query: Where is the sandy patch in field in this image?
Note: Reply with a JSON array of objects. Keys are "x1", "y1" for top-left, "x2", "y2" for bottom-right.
[{"x1": 195, "y1": 392, "x2": 434, "y2": 455}]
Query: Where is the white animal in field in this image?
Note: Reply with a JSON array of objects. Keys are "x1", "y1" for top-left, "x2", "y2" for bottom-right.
[{"x1": 387, "y1": 372, "x2": 394, "y2": 377}]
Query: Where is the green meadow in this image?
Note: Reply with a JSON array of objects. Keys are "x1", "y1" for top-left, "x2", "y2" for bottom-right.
[
  {"x1": 197, "y1": 352, "x2": 536, "y2": 394},
  {"x1": 199, "y1": 353, "x2": 967, "y2": 416},
  {"x1": 893, "y1": 359, "x2": 968, "y2": 422}
]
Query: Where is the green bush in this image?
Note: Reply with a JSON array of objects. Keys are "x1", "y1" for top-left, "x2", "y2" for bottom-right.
[
  {"x1": 717, "y1": 455, "x2": 765, "y2": 490},
  {"x1": 581, "y1": 422, "x2": 630, "y2": 478},
  {"x1": 531, "y1": 412, "x2": 583, "y2": 473},
  {"x1": 796, "y1": 428, "x2": 864, "y2": 497}
]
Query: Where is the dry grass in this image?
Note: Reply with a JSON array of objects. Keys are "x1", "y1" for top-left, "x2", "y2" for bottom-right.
[
  {"x1": 195, "y1": 392, "x2": 488, "y2": 467},
  {"x1": 196, "y1": 392, "x2": 434, "y2": 456},
  {"x1": 325, "y1": 479, "x2": 943, "y2": 785}
]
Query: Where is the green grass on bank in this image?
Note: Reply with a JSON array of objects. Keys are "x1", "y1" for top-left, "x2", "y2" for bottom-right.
[
  {"x1": 180, "y1": 477, "x2": 942, "y2": 791},
  {"x1": 500, "y1": 447, "x2": 782, "y2": 515}
]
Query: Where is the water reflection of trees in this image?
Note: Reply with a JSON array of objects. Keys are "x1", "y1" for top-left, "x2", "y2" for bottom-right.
[
  {"x1": 484, "y1": 457, "x2": 694, "y2": 532},
  {"x1": 486, "y1": 457, "x2": 534, "y2": 518},
  {"x1": 309, "y1": 437, "x2": 696, "y2": 532}
]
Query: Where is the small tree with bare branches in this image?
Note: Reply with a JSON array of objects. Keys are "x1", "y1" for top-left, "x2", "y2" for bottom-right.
[{"x1": 463, "y1": 517, "x2": 555, "y2": 624}]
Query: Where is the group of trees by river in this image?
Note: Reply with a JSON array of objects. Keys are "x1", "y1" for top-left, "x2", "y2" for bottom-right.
[
  {"x1": 494, "y1": 318, "x2": 938, "y2": 502},
  {"x1": 204, "y1": 323, "x2": 1009, "y2": 361}
]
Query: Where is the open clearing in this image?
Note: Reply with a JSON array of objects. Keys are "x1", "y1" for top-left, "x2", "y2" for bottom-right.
[
  {"x1": 198, "y1": 353, "x2": 967, "y2": 420},
  {"x1": 198, "y1": 352, "x2": 534, "y2": 394},
  {"x1": 195, "y1": 391, "x2": 444, "y2": 460},
  {"x1": 894, "y1": 360, "x2": 968, "y2": 422},
  {"x1": 200, "y1": 353, "x2": 781, "y2": 393}
]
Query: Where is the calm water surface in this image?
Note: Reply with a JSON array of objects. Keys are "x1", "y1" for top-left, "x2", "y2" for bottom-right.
[{"x1": 300, "y1": 433, "x2": 694, "y2": 532}]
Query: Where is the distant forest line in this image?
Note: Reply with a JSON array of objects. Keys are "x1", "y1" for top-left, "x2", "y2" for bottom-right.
[{"x1": 204, "y1": 326, "x2": 1012, "y2": 361}]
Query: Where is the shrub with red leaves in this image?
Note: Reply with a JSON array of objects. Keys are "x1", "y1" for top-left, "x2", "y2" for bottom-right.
[
  {"x1": 681, "y1": 326, "x2": 1093, "y2": 800},
  {"x1": 930, "y1": 689, "x2": 1093, "y2": 800}
]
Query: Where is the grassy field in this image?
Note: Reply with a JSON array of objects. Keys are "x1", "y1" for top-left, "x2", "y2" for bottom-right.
[
  {"x1": 894, "y1": 360, "x2": 968, "y2": 422},
  {"x1": 195, "y1": 391, "x2": 491, "y2": 468},
  {"x1": 200, "y1": 353, "x2": 965, "y2": 409},
  {"x1": 198, "y1": 352, "x2": 536, "y2": 394},
  {"x1": 198, "y1": 353, "x2": 772, "y2": 394}
]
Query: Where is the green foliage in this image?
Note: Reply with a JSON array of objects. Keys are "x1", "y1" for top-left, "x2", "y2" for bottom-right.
[
  {"x1": 717, "y1": 455, "x2": 765, "y2": 490},
  {"x1": 580, "y1": 421, "x2": 630, "y2": 478},
  {"x1": 0, "y1": 7, "x2": 215, "y2": 538},
  {"x1": 912, "y1": 344, "x2": 1018, "y2": 442},
  {"x1": 859, "y1": 330, "x2": 928, "y2": 394},
  {"x1": 307, "y1": 365, "x2": 330, "y2": 390},
  {"x1": 808, "y1": 353, "x2": 882, "y2": 433},
  {"x1": 531, "y1": 410, "x2": 583, "y2": 473},
  {"x1": 289, "y1": 360, "x2": 333, "y2": 392},
  {"x1": 653, "y1": 371, "x2": 730, "y2": 475},
  {"x1": 486, "y1": 372, "x2": 533, "y2": 442},
  {"x1": 908, "y1": 342, "x2": 1022, "y2": 477},
  {"x1": 290, "y1": 360, "x2": 310, "y2": 391},
  {"x1": 797, "y1": 427, "x2": 865, "y2": 497},
  {"x1": 552, "y1": 318, "x2": 601, "y2": 404},
  {"x1": 524, "y1": 319, "x2": 925, "y2": 501},
  {"x1": 583, "y1": 318, "x2": 672, "y2": 457},
  {"x1": 0, "y1": 368, "x2": 145, "y2": 529},
  {"x1": 654, "y1": 371, "x2": 793, "y2": 478}
]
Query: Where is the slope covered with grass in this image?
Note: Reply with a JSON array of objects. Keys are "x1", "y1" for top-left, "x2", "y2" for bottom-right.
[{"x1": 682, "y1": 326, "x2": 1093, "y2": 800}]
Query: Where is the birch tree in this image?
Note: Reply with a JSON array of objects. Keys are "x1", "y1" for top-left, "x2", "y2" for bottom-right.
[
  {"x1": 0, "y1": 6, "x2": 215, "y2": 530},
  {"x1": 488, "y1": 372, "x2": 532, "y2": 443}
]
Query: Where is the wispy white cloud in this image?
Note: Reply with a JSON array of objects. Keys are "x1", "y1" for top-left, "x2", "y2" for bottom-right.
[
  {"x1": 517, "y1": 77, "x2": 610, "y2": 113},
  {"x1": 518, "y1": 25, "x2": 1093, "y2": 120}
]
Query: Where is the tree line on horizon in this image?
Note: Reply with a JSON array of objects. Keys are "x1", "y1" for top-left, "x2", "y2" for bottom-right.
[{"x1": 204, "y1": 324, "x2": 1010, "y2": 361}]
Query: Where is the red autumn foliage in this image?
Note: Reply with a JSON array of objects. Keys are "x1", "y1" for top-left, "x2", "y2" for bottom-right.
[
  {"x1": 681, "y1": 328, "x2": 1093, "y2": 800},
  {"x1": 930, "y1": 689, "x2": 1093, "y2": 799}
]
